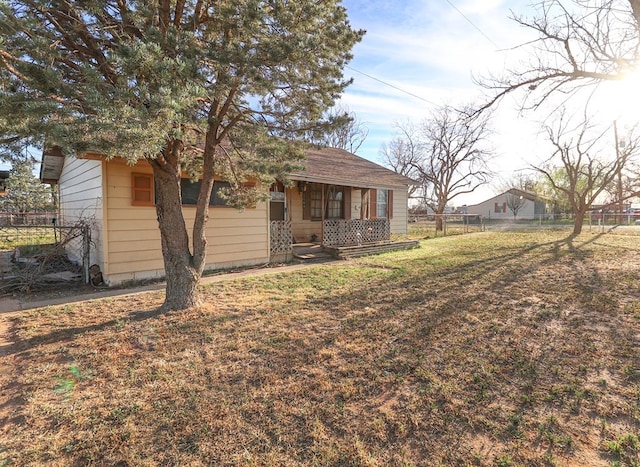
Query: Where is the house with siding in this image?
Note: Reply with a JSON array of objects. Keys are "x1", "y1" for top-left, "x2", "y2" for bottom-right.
[
  {"x1": 466, "y1": 188, "x2": 546, "y2": 220},
  {"x1": 40, "y1": 146, "x2": 415, "y2": 285}
]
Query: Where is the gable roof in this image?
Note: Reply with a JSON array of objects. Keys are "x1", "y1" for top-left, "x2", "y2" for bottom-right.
[
  {"x1": 504, "y1": 188, "x2": 542, "y2": 202},
  {"x1": 289, "y1": 147, "x2": 416, "y2": 189},
  {"x1": 467, "y1": 188, "x2": 545, "y2": 207}
]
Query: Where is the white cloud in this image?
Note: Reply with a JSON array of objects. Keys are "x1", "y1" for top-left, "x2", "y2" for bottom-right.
[{"x1": 339, "y1": 0, "x2": 562, "y2": 204}]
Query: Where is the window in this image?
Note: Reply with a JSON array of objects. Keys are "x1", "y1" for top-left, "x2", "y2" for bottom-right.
[
  {"x1": 181, "y1": 179, "x2": 233, "y2": 206},
  {"x1": 269, "y1": 182, "x2": 285, "y2": 221},
  {"x1": 309, "y1": 185, "x2": 323, "y2": 220},
  {"x1": 132, "y1": 173, "x2": 154, "y2": 206},
  {"x1": 303, "y1": 184, "x2": 346, "y2": 220},
  {"x1": 326, "y1": 186, "x2": 344, "y2": 219},
  {"x1": 376, "y1": 189, "x2": 388, "y2": 218}
]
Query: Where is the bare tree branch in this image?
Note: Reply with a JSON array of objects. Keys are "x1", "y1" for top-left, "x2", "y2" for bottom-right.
[{"x1": 478, "y1": 0, "x2": 640, "y2": 113}]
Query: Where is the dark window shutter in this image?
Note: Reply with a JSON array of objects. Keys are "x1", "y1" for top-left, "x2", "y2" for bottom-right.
[
  {"x1": 388, "y1": 190, "x2": 393, "y2": 219},
  {"x1": 370, "y1": 188, "x2": 377, "y2": 219},
  {"x1": 344, "y1": 188, "x2": 351, "y2": 220}
]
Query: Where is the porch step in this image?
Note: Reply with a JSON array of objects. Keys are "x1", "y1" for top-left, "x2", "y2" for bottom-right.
[
  {"x1": 292, "y1": 243, "x2": 333, "y2": 261},
  {"x1": 324, "y1": 240, "x2": 420, "y2": 260}
]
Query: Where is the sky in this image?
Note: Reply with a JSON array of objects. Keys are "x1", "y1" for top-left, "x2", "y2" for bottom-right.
[
  {"x1": 5, "y1": 1, "x2": 635, "y2": 205},
  {"x1": 337, "y1": 0, "x2": 561, "y2": 206}
]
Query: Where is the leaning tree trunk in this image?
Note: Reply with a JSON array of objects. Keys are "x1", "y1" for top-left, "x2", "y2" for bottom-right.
[{"x1": 152, "y1": 156, "x2": 202, "y2": 311}]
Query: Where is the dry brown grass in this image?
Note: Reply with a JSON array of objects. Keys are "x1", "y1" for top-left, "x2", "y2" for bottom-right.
[{"x1": 1, "y1": 230, "x2": 639, "y2": 466}]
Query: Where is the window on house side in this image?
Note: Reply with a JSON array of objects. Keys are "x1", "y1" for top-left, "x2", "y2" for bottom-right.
[
  {"x1": 181, "y1": 179, "x2": 233, "y2": 206},
  {"x1": 376, "y1": 189, "x2": 388, "y2": 218},
  {"x1": 132, "y1": 173, "x2": 154, "y2": 206}
]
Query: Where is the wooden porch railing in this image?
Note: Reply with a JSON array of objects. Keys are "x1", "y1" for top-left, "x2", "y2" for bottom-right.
[{"x1": 322, "y1": 219, "x2": 390, "y2": 247}]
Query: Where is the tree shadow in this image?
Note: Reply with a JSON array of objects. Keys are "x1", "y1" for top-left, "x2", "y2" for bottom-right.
[{"x1": 1, "y1": 307, "x2": 165, "y2": 357}]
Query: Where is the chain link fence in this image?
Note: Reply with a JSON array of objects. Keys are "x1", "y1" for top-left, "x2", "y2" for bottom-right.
[
  {"x1": 408, "y1": 214, "x2": 485, "y2": 237},
  {"x1": 409, "y1": 211, "x2": 640, "y2": 238}
]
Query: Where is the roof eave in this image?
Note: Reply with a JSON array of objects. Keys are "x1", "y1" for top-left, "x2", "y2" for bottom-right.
[
  {"x1": 40, "y1": 146, "x2": 65, "y2": 184},
  {"x1": 287, "y1": 172, "x2": 412, "y2": 190}
]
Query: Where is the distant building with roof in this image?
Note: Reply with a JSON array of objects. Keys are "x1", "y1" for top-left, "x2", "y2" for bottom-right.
[{"x1": 466, "y1": 188, "x2": 547, "y2": 220}]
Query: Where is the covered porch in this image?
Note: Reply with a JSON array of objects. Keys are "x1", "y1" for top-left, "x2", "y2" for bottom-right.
[
  {"x1": 269, "y1": 218, "x2": 419, "y2": 261},
  {"x1": 269, "y1": 180, "x2": 395, "y2": 244},
  {"x1": 268, "y1": 146, "x2": 417, "y2": 261}
]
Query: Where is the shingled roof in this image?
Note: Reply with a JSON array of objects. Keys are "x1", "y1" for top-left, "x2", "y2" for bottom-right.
[
  {"x1": 40, "y1": 145, "x2": 417, "y2": 189},
  {"x1": 290, "y1": 147, "x2": 416, "y2": 189}
]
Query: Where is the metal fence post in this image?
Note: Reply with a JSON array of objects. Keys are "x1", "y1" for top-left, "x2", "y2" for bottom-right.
[{"x1": 82, "y1": 224, "x2": 91, "y2": 284}]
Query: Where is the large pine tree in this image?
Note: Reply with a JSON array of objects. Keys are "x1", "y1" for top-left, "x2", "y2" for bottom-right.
[{"x1": 0, "y1": 1, "x2": 363, "y2": 310}]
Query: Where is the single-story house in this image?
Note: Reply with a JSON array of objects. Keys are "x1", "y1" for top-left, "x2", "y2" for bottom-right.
[
  {"x1": 466, "y1": 188, "x2": 546, "y2": 220},
  {"x1": 40, "y1": 146, "x2": 415, "y2": 285}
]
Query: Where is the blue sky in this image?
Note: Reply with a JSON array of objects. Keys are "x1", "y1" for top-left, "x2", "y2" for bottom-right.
[
  {"x1": 7, "y1": 1, "x2": 633, "y2": 205},
  {"x1": 339, "y1": 0, "x2": 542, "y2": 205},
  {"x1": 2, "y1": 0, "x2": 540, "y2": 206}
]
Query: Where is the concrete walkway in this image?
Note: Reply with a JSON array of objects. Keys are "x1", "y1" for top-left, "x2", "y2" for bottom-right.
[{"x1": 0, "y1": 260, "x2": 332, "y2": 314}]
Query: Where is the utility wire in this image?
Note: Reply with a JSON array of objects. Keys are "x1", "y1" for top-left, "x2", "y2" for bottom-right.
[
  {"x1": 345, "y1": 65, "x2": 440, "y2": 106},
  {"x1": 345, "y1": 1, "x2": 500, "y2": 105},
  {"x1": 443, "y1": 0, "x2": 500, "y2": 49}
]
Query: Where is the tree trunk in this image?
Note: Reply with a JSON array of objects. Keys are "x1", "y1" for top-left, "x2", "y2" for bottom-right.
[
  {"x1": 435, "y1": 202, "x2": 446, "y2": 232},
  {"x1": 573, "y1": 211, "x2": 586, "y2": 235},
  {"x1": 152, "y1": 157, "x2": 202, "y2": 311}
]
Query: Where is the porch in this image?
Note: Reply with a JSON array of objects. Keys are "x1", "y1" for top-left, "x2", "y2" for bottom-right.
[{"x1": 270, "y1": 219, "x2": 419, "y2": 261}]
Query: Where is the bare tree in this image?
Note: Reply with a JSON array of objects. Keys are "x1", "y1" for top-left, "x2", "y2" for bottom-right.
[
  {"x1": 310, "y1": 106, "x2": 369, "y2": 153},
  {"x1": 379, "y1": 121, "x2": 423, "y2": 197},
  {"x1": 480, "y1": 0, "x2": 640, "y2": 111},
  {"x1": 509, "y1": 173, "x2": 539, "y2": 192},
  {"x1": 506, "y1": 192, "x2": 528, "y2": 219},
  {"x1": 412, "y1": 105, "x2": 494, "y2": 231},
  {"x1": 534, "y1": 112, "x2": 639, "y2": 234}
]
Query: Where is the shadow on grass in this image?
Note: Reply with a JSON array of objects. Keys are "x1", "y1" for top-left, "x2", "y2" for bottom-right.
[
  {"x1": 1, "y1": 307, "x2": 165, "y2": 357},
  {"x1": 2, "y1": 231, "x2": 638, "y2": 464},
  {"x1": 1, "y1": 232, "x2": 611, "y2": 359}
]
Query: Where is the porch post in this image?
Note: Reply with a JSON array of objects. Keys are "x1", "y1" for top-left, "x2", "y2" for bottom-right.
[{"x1": 321, "y1": 184, "x2": 325, "y2": 244}]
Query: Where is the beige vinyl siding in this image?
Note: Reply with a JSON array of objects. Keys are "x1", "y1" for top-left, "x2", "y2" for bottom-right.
[
  {"x1": 57, "y1": 157, "x2": 104, "y2": 266},
  {"x1": 390, "y1": 187, "x2": 409, "y2": 234},
  {"x1": 103, "y1": 162, "x2": 269, "y2": 285},
  {"x1": 289, "y1": 189, "x2": 321, "y2": 243}
]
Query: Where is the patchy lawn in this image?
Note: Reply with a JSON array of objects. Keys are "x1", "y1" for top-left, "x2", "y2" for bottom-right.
[{"x1": 1, "y1": 230, "x2": 639, "y2": 466}]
